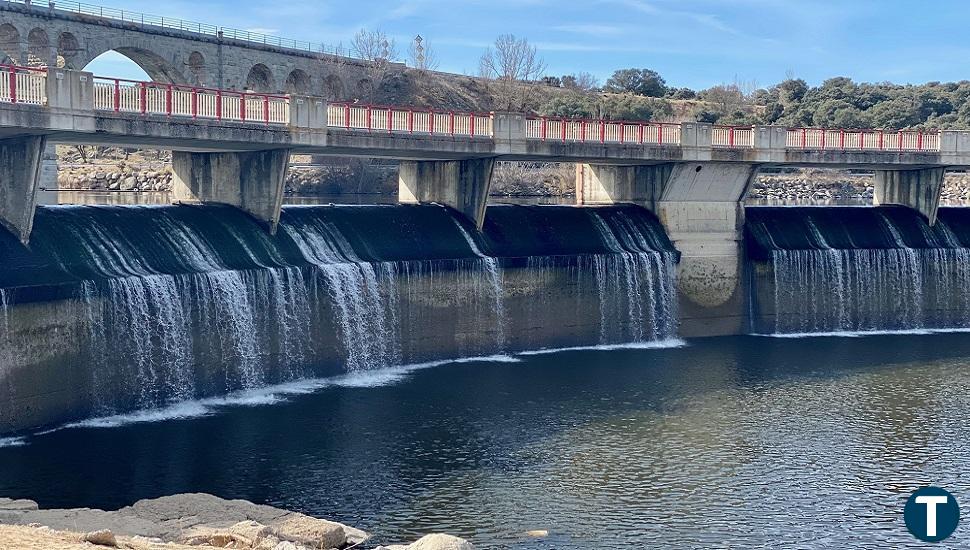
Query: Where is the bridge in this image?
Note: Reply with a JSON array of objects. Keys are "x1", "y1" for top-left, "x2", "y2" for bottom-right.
[{"x1": 3, "y1": 63, "x2": 970, "y2": 314}]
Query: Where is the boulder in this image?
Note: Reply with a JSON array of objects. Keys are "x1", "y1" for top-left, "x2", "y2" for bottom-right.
[
  {"x1": 405, "y1": 533, "x2": 475, "y2": 550},
  {"x1": 272, "y1": 515, "x2": 346, "y2": 549},
  {"x1": 82, "y1": 529, "x2": 117, "y2": 546},
  {"x1": 229, "y1": 520, "x2": 273, "y2": 546},
  {"x1": 120, "y1": 176, "x2": 137, "y2": 191}
]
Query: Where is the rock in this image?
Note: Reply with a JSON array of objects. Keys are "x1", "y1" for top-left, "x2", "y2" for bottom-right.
[
  {"x1": 272, "y1": 515, "x2": 346, "y2": 549},
  {"x1": 405, "y1": 533, "x2": 475, "y2": 550},
  {"x1": 82, "y1": 529, "x2": 117, "y2": 546},
  {"x1": 108, "y1": 181, "x2": 120, "y2": 191},
  {"x1": 0, "y1": 498, "x2": 39, "y2": 511},
  {"x1": 120, "y1": 176, "x2": 137, "y2": 191},
  {"x1": 229, "y1": 520, "x2": 273, "y2": 546}
]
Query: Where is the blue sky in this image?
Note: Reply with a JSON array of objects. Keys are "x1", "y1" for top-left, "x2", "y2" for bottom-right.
[{"x1": 87, "y1": 0, "x2": 970, "y2": 90}]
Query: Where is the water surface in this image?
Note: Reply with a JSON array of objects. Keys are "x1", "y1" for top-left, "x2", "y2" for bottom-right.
[{"x1": 1, "y1": 333, "x2": 968, "y2": 548}]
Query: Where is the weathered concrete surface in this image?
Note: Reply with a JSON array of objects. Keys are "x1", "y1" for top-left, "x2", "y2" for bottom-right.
[
  {"x1": 576, "y1": 164, "x2": 671, "y2": 211},
  {"x1": 172, "y1": 149, "x2": 291, "y2": 233},
  {"x1": 0, "y1": 135, "x2": 46, "y2": 243},
  {"x1": 657, "y1": 163, "x2": 759, "y2": 336},
  {"x1": 874, "y1": 167, "x2": 947, "y2": 225},
  {"x1": 572, "y1": 161, "x2": 756, "y2": 336},
  {"x1": 399, "y1": 159, "x2": 495, "y2": 228}
]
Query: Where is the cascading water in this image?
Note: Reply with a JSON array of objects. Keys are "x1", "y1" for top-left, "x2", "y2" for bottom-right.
[
  {"x1": 278, "y1": 213, "x2": 402, "y2": 372},
  {"x1": 449, "y1": 216, "x2": 507, "y2": 351},
  {"x1": 0, "y1": 202, "x2": 681, "y2": 427},
  {"x1": 747, "y1": 206, "x2": 970, "y2": 334},
  {"x1": 586, "y1": 209, "x2": 679, "y2": 343}
]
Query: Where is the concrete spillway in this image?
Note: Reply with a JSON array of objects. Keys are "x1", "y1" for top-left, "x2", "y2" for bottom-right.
[
  {"x1": 0, "y1": 203, "x2": 679, "y2": 433},
  {"x1": 747, "y1": 206, "x2": 970, "y2": 335}
]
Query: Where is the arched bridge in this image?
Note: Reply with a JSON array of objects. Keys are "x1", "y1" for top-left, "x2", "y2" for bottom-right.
[{"x1": 0, "y1": 0, "x2": 380, "y2": 97}]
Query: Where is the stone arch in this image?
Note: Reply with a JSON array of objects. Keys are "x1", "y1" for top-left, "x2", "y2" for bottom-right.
[
  {"x1": 323, "y1": 74, "x2": 344, "y2": 100},
  {"x1": 56, "y1": 32, "x2": 80, "y2": 68},
  {"x1": 0, "y1": 24, "x2": 21, "y2": 65},
  {"x1": 245, "y1": 64, "x2": 274, "y2": 93},
  {"x1": 284, "y1": 69, "x2": 310, "y2": 94},
  {"x1": 187, "y1": 51, "x2": 206, "y2": 86},
  {"x1": 26, "y1": 28, "x2": 49, "y2": 67},
  {"x1": 80, "y1": 46, "x2": 188, "y2": 84}
]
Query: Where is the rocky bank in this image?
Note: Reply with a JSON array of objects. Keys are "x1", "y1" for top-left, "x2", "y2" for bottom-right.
[{"x1": 0, "y1": 494, "x2": 474, "y2": 550}]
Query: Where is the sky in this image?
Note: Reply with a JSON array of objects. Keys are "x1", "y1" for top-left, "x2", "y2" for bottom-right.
[{"x1": 86, "y1": 0, "x2": 970, "y2": 91}]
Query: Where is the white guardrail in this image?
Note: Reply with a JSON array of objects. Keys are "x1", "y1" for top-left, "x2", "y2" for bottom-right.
[
  {"x1": 0, "y1": 65, "x2": 947, "y2": 152},
  {"x1": 327, "y1": 103, "x2": 493, "y2": 137},
  {"x1": 526, "y1": 116, "x2": 681, "y2": 146},
  {"x1": 0, "y1": 64, "x2": 47, "y2": 105},
  {"x1": 92, "y1": 77, "x2": 289, "y2": 124}
]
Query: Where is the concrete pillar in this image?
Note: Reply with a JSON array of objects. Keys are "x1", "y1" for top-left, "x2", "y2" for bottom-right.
[
  {"x1": 399, "y1": 158, "x2": 495, "y2": 229},
  {"x1": 0, "y1": 136, "x2": 47, "y2": 244},
  {"x1": 576, "y1": 164, "x2": 671, "y2": 211},
  {"x1": 656, "y1": 162, "x2": 760, "y2": 336},
  {"x1": 35, "y1": 142, "x2": 59, "y2": 205},
  {"x1": 873, "y1": 167, "x2": 947, "y2": 225},
  {"x1": 492, "y1": 112, "x2": 527, "y2": 156},
  {"x1": 46, "y1": 68, "x2": 94, "y2": 111},
  {"x1": 172, "y1": 149, "x2": 292, "y2": 234}
]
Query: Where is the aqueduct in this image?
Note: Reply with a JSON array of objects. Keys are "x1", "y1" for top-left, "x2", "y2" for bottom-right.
[{"x1": 0, "y1": 0, "x2": 384, "y2": 97}]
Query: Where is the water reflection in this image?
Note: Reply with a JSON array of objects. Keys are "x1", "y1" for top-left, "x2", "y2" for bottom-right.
[{"x1": 1, "y1": 334, "x2": 969, "y2": 548}]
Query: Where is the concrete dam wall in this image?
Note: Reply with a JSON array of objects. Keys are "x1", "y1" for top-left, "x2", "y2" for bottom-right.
[
  {"x1": 6, "y1": 200, "x2": 970, "y2": 434},
  {"x1": 747, "y1": 206, "x2": 970, "y2": 335},
  {"x1": 0, "y1": 203, "x2": 679, "y2": 433}
]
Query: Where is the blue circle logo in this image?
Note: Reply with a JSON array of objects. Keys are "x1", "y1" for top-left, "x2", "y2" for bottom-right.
[{"x1": 904, "y1": 487, "x2": 960, "y2": 542}]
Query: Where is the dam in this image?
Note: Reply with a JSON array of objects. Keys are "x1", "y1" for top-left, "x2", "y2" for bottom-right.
[{"x1": 4, "y1": 196, "x2": 970, "y2": 433}]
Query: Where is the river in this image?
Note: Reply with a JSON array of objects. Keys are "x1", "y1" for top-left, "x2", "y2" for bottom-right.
[{"x1": 0, "y1": 332, "x2": 967, "y2": 548}]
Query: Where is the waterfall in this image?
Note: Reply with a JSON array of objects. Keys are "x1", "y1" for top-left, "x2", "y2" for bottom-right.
[
  {"x1": 749, "y1": 206, "x2": 970, "y2": 335},
  {"x1": 588, "y1": 210, "x2": 678, "y2": 343},
  {"x1": 0, "y1": 203, "x2": 682, "y2": 425},
  {"x1": 449, "y1": 217, "x2": 507, "y2": 351},
  {"x1": 279, "y1": 214, "x2": 402, "y2": 372}
]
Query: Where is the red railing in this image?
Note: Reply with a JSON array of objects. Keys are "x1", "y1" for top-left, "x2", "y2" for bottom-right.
[
  {"x1": 0, "y1": 64, "x2": 48, "y2": 105},
  {"x1": 786, "y1": 127, "x2": 939, "y2": 152},
  {"x1": 526, "y1": 116, "x2": 682, "y2": 145},
  {"x1": 92, "y1": 77, "x2": 289, "y2": 124},
  {"x1": 713, "y1": 126, "x2": 754, "y2": 148},
  {"x1": 326, "y1": 102, "x2": 493, "y2": 137}
]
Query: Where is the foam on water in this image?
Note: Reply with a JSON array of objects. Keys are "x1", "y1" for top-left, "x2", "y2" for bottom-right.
[
  {"x1": 31, "y1": 354, "x2": 524, "y2": 434},
  {"x1": 0, "y1": 437, "x2": 26, "y2": 448},
  {"x1": 516, "y1": 339, "x2": 688, "y2": 356}
]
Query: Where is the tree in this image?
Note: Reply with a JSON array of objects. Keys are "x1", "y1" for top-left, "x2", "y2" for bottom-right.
[
  {"x1": 408, "y1": 35, "x2": 439, "y2": 72},
  {"x1": 603, "y1": 68, "x2": 667, "y2": 97},
  {"x1": 541, "y1": 76, "x2": 562, "y2": 87},
  {"x1": 561, "y1": 72, "x2": 599, "y2": 92},
  {"x1": 352, "y1": 29, "x2": 398, "y2": 63},
  {"x1": 479, "y1": 34, "x2": 547, "y2": 111},
  {"x1": 352, "y1": 29, "x2": 399, "y2": 100}
]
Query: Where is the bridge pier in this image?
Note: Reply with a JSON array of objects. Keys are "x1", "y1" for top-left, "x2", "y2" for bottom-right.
[
  {"x1": 171, "y1": 149, "x2": 291, "y2": 234},
  {"x1": 576, "y1": 164, "x2": 671, "y2": 211},
  {"x1": 399, "y1": 158, "x2": 495, "y2": 229},
  {"x1": 0, "y1": 136, "x2": 48, "y2": 244},
  {"x1": 874, "y1": 167, "x2": 947, "y2": 225},
  {"x1": 578, "y1": 161, "x2": 759, "y2": 336}
]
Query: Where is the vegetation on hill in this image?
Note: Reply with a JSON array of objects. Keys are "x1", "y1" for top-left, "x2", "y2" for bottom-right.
[{"x1": 370, "y1": 34, "x2": 970, "y2": 130}]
